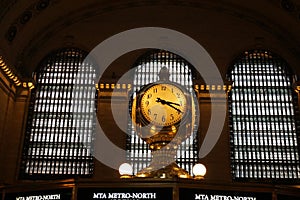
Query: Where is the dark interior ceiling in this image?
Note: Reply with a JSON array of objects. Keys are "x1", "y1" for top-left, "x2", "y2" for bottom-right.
[{"x1": 0, "y1": 0, "x2": 300, "y2": 81}]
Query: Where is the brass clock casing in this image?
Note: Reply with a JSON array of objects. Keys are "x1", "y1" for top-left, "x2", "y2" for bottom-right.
[
  {"x1": 140, "y1": 83, "x2": 187, "y2": 127},
  {"x1": 130, "y1": 80, "x2": 197, "y2": 178},
  {"x1": 131, "y1": 80, "x2": 196, "y2": 178},
  {"x1": 131, "y1": 81, "x2": 193, "y2": 148}
]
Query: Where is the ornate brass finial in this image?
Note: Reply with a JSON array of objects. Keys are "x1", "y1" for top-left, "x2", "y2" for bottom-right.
[{"x1": 158, "y1": 67, "x2": 170, "y2": 81}]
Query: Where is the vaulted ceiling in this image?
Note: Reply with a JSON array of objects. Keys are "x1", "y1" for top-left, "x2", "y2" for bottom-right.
[{"x1": 1, "y1": 0, "x2": 300, "y2": 81}]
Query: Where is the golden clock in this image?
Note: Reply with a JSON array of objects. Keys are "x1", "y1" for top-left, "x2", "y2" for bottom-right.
[
  {"x1": 139, "y1": 83, "x2": 188, "y2": 127},
  {"x1": 130, "y1": 67, "x2": 197, "y2": 178}
]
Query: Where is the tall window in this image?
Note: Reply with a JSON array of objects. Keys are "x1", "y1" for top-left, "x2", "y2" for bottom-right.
[
  {"x1": 228, "y1": 49, "x2": 300, "y2": 180},
  {"x1": 127, "y1": 50, "x2": 199, "y2": 175},
  {"x1": 20, "y1": 48, "x2": 97, "y2": 178}
]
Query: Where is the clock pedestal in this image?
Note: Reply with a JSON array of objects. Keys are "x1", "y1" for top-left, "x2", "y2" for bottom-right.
[
  {"x1": 135, "y1": 126, "x2": 192, "y2": 179},
  {"x1": 136, "y1": 147, "x2": 191, "y2": 179}
]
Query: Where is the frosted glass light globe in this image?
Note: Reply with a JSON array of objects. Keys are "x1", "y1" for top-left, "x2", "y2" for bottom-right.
[
  {"x1": 192, "y1": 163, "x2": 207, "y2": 177},
  {"x1": 118, "y1": 163, "x2": 133, "y2": 176}
]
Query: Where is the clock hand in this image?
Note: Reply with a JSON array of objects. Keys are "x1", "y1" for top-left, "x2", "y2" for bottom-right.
[
  {"x1": 156, "y1": 98, "x2": 181, "y2": 106},
  {"x1": 166, "y1": 103, "x2": 183, "y2": 113},
  {"x1": 156, "y1": 98, "x2": 182, "y2": 113}
]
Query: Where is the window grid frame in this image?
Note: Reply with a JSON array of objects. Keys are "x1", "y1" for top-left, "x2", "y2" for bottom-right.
[
  {"x1": 20, "y1": 48, "x2": 97, "y2": 179},
  {"x1": 228, "y1": 50, "x2": 300, "y2": 181}
]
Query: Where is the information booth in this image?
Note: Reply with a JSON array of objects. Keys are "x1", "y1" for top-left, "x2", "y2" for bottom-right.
[
  {"x1": 4, "y1": 189, "x2": 72, "y2": 200},
  {"x1": 1, "y1": 179, "x2": 300, "y2": 200}
]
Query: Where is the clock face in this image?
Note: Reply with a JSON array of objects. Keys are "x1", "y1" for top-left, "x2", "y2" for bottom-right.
[{"x1": 140, "y1": 83, "x2": 187, "y2": 126}]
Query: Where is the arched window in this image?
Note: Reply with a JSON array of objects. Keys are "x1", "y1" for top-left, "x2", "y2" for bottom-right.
[
  {"x1": 228, "y1": 49, "x2": 300, "y2": 180},
  {"x1": 20, "y1": 48, "x2": 97, "y2": 178},
  {"x1": 127, "y1": 50, "x2": 199, "y2": 175}
]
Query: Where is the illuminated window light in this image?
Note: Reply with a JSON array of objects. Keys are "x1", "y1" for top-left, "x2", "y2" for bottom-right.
[
  {"x1": 20, "y1": 48, "x2": 96, "y2": 177},
  {"x1": 228, "y1": 49, "x2": 300, "y2": 179}
]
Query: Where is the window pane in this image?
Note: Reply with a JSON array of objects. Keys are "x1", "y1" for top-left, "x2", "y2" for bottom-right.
[
  {"x1": 228, "y1": 50, "x2": 300, "y2": 180},
  {"x1": 20, "y1": 48, "x2": 97, "y2": 178}
]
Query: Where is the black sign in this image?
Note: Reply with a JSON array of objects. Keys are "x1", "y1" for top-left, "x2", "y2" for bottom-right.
[
  {"x1": 5, "y1": 188, "x2": 72, "y2": 200},
  {"x1": 277, "y1": 194, "x2": 300, "y2": 200},
  {"x1": 179, "y1": 188, "x2": 272, "y2": 200},
  {"x1": 77, "y1": 187, "x2": 173, "y2": 200}
]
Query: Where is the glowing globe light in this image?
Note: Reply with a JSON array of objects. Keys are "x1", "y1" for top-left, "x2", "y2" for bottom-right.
[
  {"x1": 119, "y1": 163, "x2": 133, "y2": 178},
  {"x1": 192, "y1": 163, "x2": 207, "y2": 179}
]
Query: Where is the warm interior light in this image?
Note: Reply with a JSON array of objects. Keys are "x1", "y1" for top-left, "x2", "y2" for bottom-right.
[
  {"x1": 136, "y1": 173, "x2": 147, "y2": 178},
  {"x1": 192, "y1": 163, "x2": 207, "y2": 179},
  {"x1": 0, "y1": 56, "x2": 23, "y2": 88},
  {"x1": 119, "y1": 163, "x2": 133, "y2": 178},
  {"x1": 27, "y1": 82, "x2": 33, "y2": 87},
  {"x1": 178, "y1": 174, "x2": 189, "y2": 179},
  {"x1": 28, "y1": 82, "x2": 35, "y2": 89}
]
